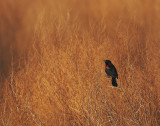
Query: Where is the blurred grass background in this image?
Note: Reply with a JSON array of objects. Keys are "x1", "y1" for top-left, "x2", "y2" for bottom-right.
[{"x1": 0, "y1": 0, "x2": 160, "y2": 125}]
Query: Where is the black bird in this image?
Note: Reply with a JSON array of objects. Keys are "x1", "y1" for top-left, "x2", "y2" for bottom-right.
[{"x1": 104, "y1": 60, "x2": 118, "y2": 87}]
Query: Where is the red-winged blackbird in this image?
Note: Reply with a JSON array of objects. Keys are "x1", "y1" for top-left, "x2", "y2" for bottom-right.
[{"x1": 104, "y1": 60, "x2": 118, "y2": 87}]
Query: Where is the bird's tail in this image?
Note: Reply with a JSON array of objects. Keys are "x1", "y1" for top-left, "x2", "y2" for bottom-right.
[{"x1": 112, "y1": 77, "x2": 118, "y2": 87}]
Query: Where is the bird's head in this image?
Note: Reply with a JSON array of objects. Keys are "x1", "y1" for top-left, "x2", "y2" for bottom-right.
[
  {"x1": 104, "y1": 60, "x2": 112, "y2": 68},
  {"x1": 104, "y1": 60, "x2": 111, "y2": 64}
]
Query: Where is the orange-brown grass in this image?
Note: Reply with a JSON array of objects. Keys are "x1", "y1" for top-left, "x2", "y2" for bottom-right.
[{"x1": 0, "y1": 0, "x2": 160, "y2": 125}]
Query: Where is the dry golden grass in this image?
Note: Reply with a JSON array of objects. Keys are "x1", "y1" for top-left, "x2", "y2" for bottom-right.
[{"x1": 0, "y1": 0, "x2": 160, "y2": 125}]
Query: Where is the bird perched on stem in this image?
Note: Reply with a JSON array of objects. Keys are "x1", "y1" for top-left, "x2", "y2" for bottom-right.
[{"x1": 104, "y1": 60, "x2": 118, "y2": 87}]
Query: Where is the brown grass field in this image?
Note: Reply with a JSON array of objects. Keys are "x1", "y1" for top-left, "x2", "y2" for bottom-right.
[{"x1": 0, "y1": 0, "x2": 160, "y2": 125}]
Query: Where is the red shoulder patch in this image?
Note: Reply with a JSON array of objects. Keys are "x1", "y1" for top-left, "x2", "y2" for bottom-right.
[{"x1": 106, "y1": 65, "x2": 109, "y2": 68}]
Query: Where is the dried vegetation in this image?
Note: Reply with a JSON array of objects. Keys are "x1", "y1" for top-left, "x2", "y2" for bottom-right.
[{"x1": 0, "y1": 0, "x2": 160, "y2": 125}]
